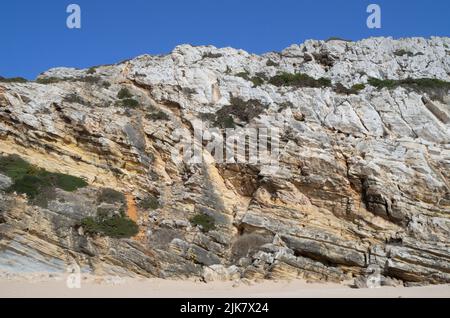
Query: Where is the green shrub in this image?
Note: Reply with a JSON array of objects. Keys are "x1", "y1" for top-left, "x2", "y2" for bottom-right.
[
  {"x1": 116, "y1": 88, "x2": 138, "y2": 108},
  {"x1": 36, "y1": 77, "x2": 62, "y2": 84},
  {"x1": 36, "y1": 76, "x2": 102, "y2": 85},
  {"x1": 368, "y1": 77, "x2": 450, "y2": 90},
  {"x1": 8, "y1": 172, "x2": 87, "y2": 198},
  {"x1": 394, "y1": 49, "x2": 416, "y2": 57},
  {"x1": 367, "y1": 78, "x2": 398, "y2": 89},
  {"x1": 214, "y1": 97, "x2": 267, "y2": 128},
  {"x1": 215, "y1": 114, "x2": 235, "y2": 128},
  {"x1": 116, "y1": 98, "x2": 139, "y2": 108},
  {"x1": 334, "y1": 83, "x2": 365, "y2": 95},
  {"x1": 351, "y1": 83, "x2": 366, "y2": 91},
  {"x1": 368, "y1": 77, "x2": 450, "y2": 102},
  {"x1": 0, "y1": 76, "x2": 28, "y2": 83},
  {"x1": 77, "y1": 76, "x2": 102, "y2": 84},
  {"x1": 0, "y1": 155, "x2": 87, "y2": 199},
  {"x1": 146, "y1": 111, "x2": 170, "y2": 121},
  {"x1": 269, "y1": 72, "x2": 332, "y2": 88},
  {"x1": 49, "y1": 172, "x2": 88, "y2": 192},
  {"x1": 251, "y1": 76, "x2": 265, "y2": 87},
  {"x1": 87, "y1": 67, "x2": 97, "y2": 74},
  {"x1": 236, "y1": 71, "x2": 266, "y2": 87},
  {"x1": 117, "y1": 88, "x2": 133, "y2": 99},
  {"x1": 81, "y1": 214, "x2": 138, "y2": 239},
  {"x1": 325, "y1": 37, "x2": 353, "y2": 42},
  {"x1": 202, "y1": 52, "x2": 223, "y2": 59},
  {"x1": 0, "y1": 155, "x2": 32, "y2": 181},
  {"x1": 236, "y1": 71, "x2": 251, "y2": 81},
  {"x1": 8, "y1": 175, "x2": 49, "y2": 198},
  {"x1": 97, "y1": 188, "x2": 125, "y2": 205},
  {"x1": 399, "y1": 78, "x2": 450, "y2": 90},
  {"x1": 190, "y1": 213, "x2": 216, "y2": 232},
  {"x1": 317, "y1": 77, "x2": 333, "y2": 87},
  {"x1": 96, "y1": 206, "x2": 116, "y2": 218},
  {"x1": 198, "y1": 112, "x2": 216, "y2": 122},
  {"x1": 102, "y1": 81, "x2": 111, "y2": 89},
  {"x1": 139, "y1": 194, "x2": 159, "y2": 210}
]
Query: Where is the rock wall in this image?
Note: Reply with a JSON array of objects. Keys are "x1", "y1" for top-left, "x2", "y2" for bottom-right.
[{"x1": 0, "y1": 37, "x2": 449, "y2": 285}]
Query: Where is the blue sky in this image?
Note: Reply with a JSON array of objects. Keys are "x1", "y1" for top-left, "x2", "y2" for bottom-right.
[{"x1": 1, "y1": 0, "x2": 449, "y2": 79}]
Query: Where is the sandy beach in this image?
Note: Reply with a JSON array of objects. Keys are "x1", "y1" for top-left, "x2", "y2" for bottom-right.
[{"x1": 0, "y1": 275, "x2": 449, "y2": 298}]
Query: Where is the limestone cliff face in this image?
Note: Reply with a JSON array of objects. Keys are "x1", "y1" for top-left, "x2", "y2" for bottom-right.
[{"x1": 0, "y1": 37, "x2": 449, "y2": 285}]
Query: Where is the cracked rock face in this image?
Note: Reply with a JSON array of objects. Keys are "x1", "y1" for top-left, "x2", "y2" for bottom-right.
[{"x1": 0, "y1": 37, "x2": 449, "y2": 285}]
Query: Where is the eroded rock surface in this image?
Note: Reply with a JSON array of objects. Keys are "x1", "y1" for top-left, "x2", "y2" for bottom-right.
[{"x1": 0, "y1": 37, "x2": 449, "y2": 285}]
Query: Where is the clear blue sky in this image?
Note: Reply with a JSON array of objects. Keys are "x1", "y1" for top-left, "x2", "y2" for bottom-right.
[{"x1": 1, "y1": 0, "x2": 449, "y2": 79}]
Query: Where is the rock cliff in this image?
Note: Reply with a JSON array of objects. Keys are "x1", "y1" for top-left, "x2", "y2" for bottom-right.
[{"x1": 0, "y1": 37, "x2": 449, "y2": 286}]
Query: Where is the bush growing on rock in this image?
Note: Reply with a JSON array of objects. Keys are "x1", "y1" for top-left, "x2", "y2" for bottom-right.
[
  {"x1": 97, "y1": 188, "x2": 126, "y2": 205},
  {"x1": 351, "y1": 83, "x2": 366, "y2": 91},
  {"x1": 368, "y1": 77, "x2": 450, "y2": 90},
  {"x1": 77, "y1": 76, "x2": 102, "y2": 84},
  {"x1": 81, "y1": 214, "x2": 138, "y2": 238},
  {"x1": 202, "y1": 52, "x2": 223, "y2": 59},
  {"x1": 146, "y1": 111, "x2": 170, "y2": 121},
  {"x1": 0, "y1": 155, "x2": 87, "y2": 199},
  {"x1": 368, "y1": 77, "x2": 450, "y2": 101},
  {"x1": 393, "y1": 49, "x2": 423, "y2": 57},
  {"x1": 269, "y1": 72, "x2": 332, "y2": 88},
  {"x1": 235, "y1": 71, "x2": 267, "y2": 87},
  {"x1": 116, "y1": 98, "x2": 139, "y2": 109},
  {"x1": 36, "y1": 76, "x2": 102, "y2": 85},
  {"x1": 334, "y1": 83, "x2": 365, "y2": 95},
  {"x1": 138, "y1": 194, "x2": 160, "y2": 210},
  {"x1": 36, "y1": 77, "x2": 62, "y2": 84},
  {"x1": 214, "y1": 114, "x2": 235, "y2": 128},
  {"x1": 190, "y1": 213, "x2": 216, "y2": 232},
  {"x1": 117, "y1": 88, "x2": 133, "y2": 99},
  {"x1": 214, "y1": 97, "x2": 267, "y2": 128},
  {"x1": 0, "y1": 76, "x2": 28, "y2": 83},
  {"x1": 116, "y1": 88, "x2": 139, "y2": 108},
  {"x1": 325, "y1": 37, "x2": 352, "y2": 42}
]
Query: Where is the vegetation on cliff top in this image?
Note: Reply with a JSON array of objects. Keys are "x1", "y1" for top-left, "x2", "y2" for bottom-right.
[
  {"x1": 116, "y1": 87, "x2": 140, "y2": 109},
  {"x1": 0, "y1": 76, "x2": 28, "y2": 83},
  {"x1": 269, "y1": 72, "x2": 332, "y2": 88},
  {"x1": 368, "y1": 77, "x2": 450, "y2": 101}
]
